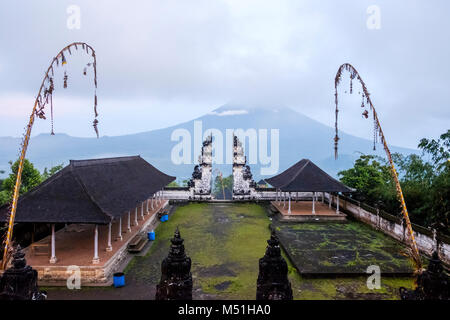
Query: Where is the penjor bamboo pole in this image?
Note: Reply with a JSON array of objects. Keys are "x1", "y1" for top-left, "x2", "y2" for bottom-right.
[
  {"x1": 1, "y1": 43, "x2": 98, "y2": 269},
  {"x1": 334, "y1": 63, "x2": 421, "y2": 270}
]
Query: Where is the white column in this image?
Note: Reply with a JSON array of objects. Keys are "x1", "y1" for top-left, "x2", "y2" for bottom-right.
[
  {"x1": 93, "y1": 225, "x2": 100, "y2": 264},
  {"x1": 134, "y1": 207, "x2": 139, "y2": 226},
  {"x1": 117, "y1": 217, "x2": 123, "y2": 241},
  {"x1": 275, "y1": 189, "x2": 278, "y2": 202},
  {"x1": 329, "y1": 193, "x2": 332, "y2": 209},
  {"x1": 312, "y1": 192, "x2": 316, "y2": 214},
  {"x1": 278, "y1": 189, "x2": 281, "y2": 204},
  {"x1": 336, "y1": 194, "x2": 340, "y2": 214},
  {"x1": 141, "y1": 202, "x2": 144, "y2": 220},
  {"x1": 151, "y1": 196, "x2": 154, "y2": 210},
  {"x1": 127, "y1": 211, "x2": 131, "y2": 232},
  {"x1": 106, "y1": 222, "x2": 112, "y2": 251},
  {"x1": 288, "y1": 192, "x2": 291, "y2": 214},
  {"x1": 49, "y1": 224, "x2": 57, "y2": 264}
]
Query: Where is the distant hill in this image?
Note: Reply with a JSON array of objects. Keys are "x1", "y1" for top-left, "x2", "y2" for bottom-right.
[{"x1": 0, "y1": 105, "x2": 417, "y2": 181}]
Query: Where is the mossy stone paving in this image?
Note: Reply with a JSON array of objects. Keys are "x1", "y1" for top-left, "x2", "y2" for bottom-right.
[
  {"x1": 44, "y1": 203, "x2": 415, "y2": 300},
  {"x1": 273, "y1": 221, "x2": 416, "y2": 276}
]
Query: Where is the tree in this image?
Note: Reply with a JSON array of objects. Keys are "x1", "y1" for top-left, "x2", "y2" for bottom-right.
[
  {"x1": 41, "y1": 163, "x2": 64, "y2": 181},
  {"x1": 213, "y1": 174, "x2": 233, "y2": 199},
  {"x1": 338, "y1": 155, "x2": 396, "y2": 209},
  {"x1": 339, "y1": 130, "x2": 449, "y2": 231},
  {"x1": 0, "y1": 159, "x2": 42, "y2": 206},
  {"x1": 167, "y1": 181, "x2": 180, "y2": 187},
  {"x1": 418, "y1": 129, "x2": 450, "y2": 170}
]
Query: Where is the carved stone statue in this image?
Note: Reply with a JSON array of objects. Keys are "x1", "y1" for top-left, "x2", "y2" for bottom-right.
[
  {"x1": 256, "y1": 230, "x2": 293, "y2": 300},
  {"x1": 0, "y1": 245, "x2": 47, "y2": 300},
  {"x1": 400, "y1": 251, "x2": 449, "y2": 300},
  {"x1": 155, "y1": 228, "x2": 193, "y2": 300}
]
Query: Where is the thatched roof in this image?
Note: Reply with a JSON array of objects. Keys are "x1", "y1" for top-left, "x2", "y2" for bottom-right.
[
  {"x1": 265, "y1": 159, "x2": 353, "y2": 193},
  {"x1": 0, "y1": 156, "x2": 175, "y2": 224}
]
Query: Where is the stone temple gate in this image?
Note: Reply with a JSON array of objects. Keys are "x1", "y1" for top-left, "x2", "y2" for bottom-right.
[{"x1": 186, "y1": 134, "x2": 257, "y2": 200}]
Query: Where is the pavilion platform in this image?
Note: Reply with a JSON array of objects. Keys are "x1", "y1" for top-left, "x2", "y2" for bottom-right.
[
  {"x1": 23, "y1": 200, "x2": 169, "y2": 286},
  {"x1": 271, "y1": 200, "x2": 347, "y2": 222}
]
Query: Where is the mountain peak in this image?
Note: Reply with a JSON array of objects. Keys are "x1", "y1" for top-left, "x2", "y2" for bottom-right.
[{"x1": 210, "y1": 104, "x2": 294, "y2": 116}]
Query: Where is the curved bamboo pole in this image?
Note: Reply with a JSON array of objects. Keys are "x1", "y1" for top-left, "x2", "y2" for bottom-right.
[
  {"x1": 334, "y1": 63, "x2": 422, "y2": 270},
  {"x1": 1, "y1": 42, "x2": 98, "y2": 269}
]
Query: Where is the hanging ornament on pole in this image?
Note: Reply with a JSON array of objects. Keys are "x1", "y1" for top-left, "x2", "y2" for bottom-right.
[
  {"x1": 1, "y1": 42, "x2": 100, "y2": 270},
  {"x1": 333, "y1": 63, "x2": 422, "y2": 271}
]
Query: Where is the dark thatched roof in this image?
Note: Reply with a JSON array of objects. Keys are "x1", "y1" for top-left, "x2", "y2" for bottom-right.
[
  {"x1": 0, "y1": 156, "x2": 175, "y2": 224},
  {"x1": 265, "y1": 159, "x2": 353, "y2": 193}
]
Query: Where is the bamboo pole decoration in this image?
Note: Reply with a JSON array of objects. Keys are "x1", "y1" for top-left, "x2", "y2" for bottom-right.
[
  {"x1": 334, "y1": 63, "x2": 422, "y2": 270},
  {"x1": 1, "y1": 42, "x2": 99, "y2": 269}
]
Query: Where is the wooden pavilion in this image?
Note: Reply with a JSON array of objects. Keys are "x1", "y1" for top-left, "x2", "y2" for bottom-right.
[
  {"x1": 265, "y1": 159, "x2": 353, "y2": 221},
  {"x1": 0, "y1": 156, "x2": 175, "y2": 284}
]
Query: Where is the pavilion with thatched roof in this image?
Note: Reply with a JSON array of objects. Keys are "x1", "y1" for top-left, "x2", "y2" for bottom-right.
[
  {"x1": 0, "y1": 156, "x2": 175, "y2": 267},
  {"x1": 265, "y1": 159, "x2": 353, "y2": 218}
]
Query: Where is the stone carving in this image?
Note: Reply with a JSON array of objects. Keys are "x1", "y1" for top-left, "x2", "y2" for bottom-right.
[
  {"x1": 399, "y1": 251, "x2": 449, "y2": 300},
  {"x1": 256, "y1": 230, "x2": 293, "y2": 300},
  {"x1": 155, "y1": 228, "x2": 193, "y2": 300},
  {"x1": 0, "y1": 245, "x2": 47, "y2": 300},
  {"x1": 188, "y1": 135, "x2": 212, "y2": 199},
  {"x1": 232, "y1": 134, "x2": 257, "y2": 199}
]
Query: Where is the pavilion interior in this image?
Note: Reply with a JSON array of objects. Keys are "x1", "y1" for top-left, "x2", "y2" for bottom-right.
[{"x1": 25, "y1": 199, "x2": 168, "y2": 269}]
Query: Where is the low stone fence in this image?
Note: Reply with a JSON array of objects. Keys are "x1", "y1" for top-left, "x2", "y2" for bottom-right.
[{"x1": 327, "y1": 193, "x2": 450, "y2": 266}]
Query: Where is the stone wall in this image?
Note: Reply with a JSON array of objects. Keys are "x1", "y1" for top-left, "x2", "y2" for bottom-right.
[{"x1": 327, "y1": 193, "x2": 450, "y2": 266}]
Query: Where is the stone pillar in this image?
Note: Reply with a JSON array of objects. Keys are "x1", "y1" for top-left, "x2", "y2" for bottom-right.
[
  {"x1": 106, "y1": 222, "x2": 112, "y2": 251},
  {"x1": 141, "y1": 202, "x2": 144, "y2": 220},
  {"x1": 155, "y1": 228, "x2": 193, "y2": 300},
  {"x1": 146, "y1": 199, "x2": 149, "y2": 214},
  {"x1": 288, "y1": 192, "x2": 291, "y2": 214},
  {"x1": 312, "y1": 192, "x2": 316, "y2": 214},
  {"x1": 117, "y1": 217, "x2": 123, "y2": 241},
  {"x1": 127, "y1": 211, "x2": 131, "y2": 233},
  {"x1": 256, "y1": 231, "x2": 293, "y2": 300},
  {"x1": 134, "y1": 207, "x2": 139, "y2": 226},
  {"x1": 0, "y1": 246, "x2": 46, "y2": 300},
  {"x1": 336, "y1": 194, "x2": 340, "y2": 214},
  {"x1": 93, "y1": 225, "x2": 100, "y2": 264},
  {"x1": 151, "y1": 196, "x2": 154, "y2": 210},
  {"x1": 49, "y1": 224, "x2": 57, "y2": 264}
]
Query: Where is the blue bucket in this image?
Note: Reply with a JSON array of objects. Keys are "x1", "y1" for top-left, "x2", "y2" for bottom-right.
[
  {"x1": 160, "y1": 215, "x2": 165, "y2": 222},
  {"x1": 148, "y1": 231, "x2": 155, "y2": 241},
  {"x1": 163, "y1": 214, "x2": 169, "y2": 221},
  {"x1": 113, "y1": 272, "x2": 125, "y2": 288}
]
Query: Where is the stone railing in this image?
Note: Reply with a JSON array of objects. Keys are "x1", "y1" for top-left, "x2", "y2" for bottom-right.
[{"x1": 327, "y1": 193, "x2": 450, "y2": 266}]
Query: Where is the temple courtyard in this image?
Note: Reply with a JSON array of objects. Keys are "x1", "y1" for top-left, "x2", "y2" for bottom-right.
[{"x1": 42, "y1": 202, "x2": 417, "y2": 299}]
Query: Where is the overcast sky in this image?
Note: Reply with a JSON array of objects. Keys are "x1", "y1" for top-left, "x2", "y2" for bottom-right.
[{"x1": 0, "y1": 0, "x2": 449, "y2": 149}]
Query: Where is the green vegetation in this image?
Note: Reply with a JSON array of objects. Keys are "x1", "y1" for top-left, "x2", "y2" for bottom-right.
[
  {"x1": 0, "y1": 159, "x2": 64, "y2": 206},
  {"x1": 339, "y1": 129, "x2": 449, "y2": 231},
  {"x1": 212, "y1": 174, "x2": 233, "y2": 199}
]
